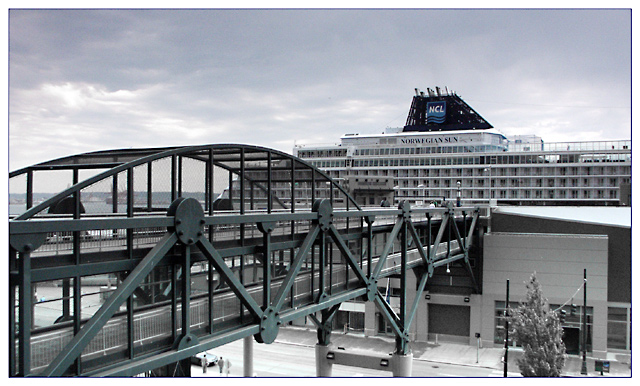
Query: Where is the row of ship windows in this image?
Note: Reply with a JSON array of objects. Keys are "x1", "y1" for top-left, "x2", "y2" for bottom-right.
[
  {"x1": 310, "y1": 155, "x2": 630, "y2": 169},
  {"x1": 298, "y1": 149, "x2": 348, "y2": 158},
  {"x1": 298, "y1": 144, "x2": 632, "y2": 159},
  {"x1": 320, "y1": 170, "x2": 631, "y2": 186},
  {"x1": 349, "y1": 154, "x2": 629, "y2": 167},
  {"x1": 397, "y1": 189, "x2": 619, "y2": 200},
  {"x1": 353, "y1": 145, "x2": 505, "y2": 156},
  {"x1": 397, "y1": 177, "x2": 629, "y2": 188},
  {"x1": 340, "y1": 167, "x2": 631, "y2": 178}
]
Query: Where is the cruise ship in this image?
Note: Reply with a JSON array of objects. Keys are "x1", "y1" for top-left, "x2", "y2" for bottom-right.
[{"x1": 293, "y1": 88, "x2": 631, "y2": 207}]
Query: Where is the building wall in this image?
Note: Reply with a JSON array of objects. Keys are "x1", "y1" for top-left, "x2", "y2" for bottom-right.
[
  {"x1": 319, "y1": 212, "x2": 625, "y2": 358},
  {"x1": 491, "y1": 213, "x2": 630, "y2": 303},
  {"x1": 482, "y1": 232, "x2": 609, "y2": 357}
]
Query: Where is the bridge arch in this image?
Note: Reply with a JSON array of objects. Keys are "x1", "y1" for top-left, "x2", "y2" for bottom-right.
[{"x1": 10, "y1": 143, "x2": 361, "y2": 221}]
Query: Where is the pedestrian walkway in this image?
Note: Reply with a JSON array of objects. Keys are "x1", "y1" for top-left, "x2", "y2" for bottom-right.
[{"x1": 273, "y1": 326, "x2": 631, "y2": 377}]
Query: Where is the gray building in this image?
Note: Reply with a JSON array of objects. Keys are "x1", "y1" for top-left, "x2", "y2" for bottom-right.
[{"x1": 327, "y1": 206, "x2": 631, "y2": 362}]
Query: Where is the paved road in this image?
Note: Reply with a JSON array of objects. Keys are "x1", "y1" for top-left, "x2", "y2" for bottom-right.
[
  {"x1": 190, "y1": 339, "x2": 510, "y2": 377},
  {"x1": 192, "y1": 339, "x2": 389, "y2": 377}
]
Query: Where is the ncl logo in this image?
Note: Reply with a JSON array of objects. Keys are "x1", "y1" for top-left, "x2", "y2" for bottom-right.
[{"x1": 426, "y1": 101, "x2": 446, "y2": 124}]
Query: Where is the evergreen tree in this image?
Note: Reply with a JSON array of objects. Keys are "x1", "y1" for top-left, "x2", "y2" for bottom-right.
[{"x1": 508, "y1": 272, "x2": 566, "y2": 377}]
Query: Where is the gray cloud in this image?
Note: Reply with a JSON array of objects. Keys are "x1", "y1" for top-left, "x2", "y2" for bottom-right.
[{"x1": 8, "y1": 9, "x2": 631, "y2": 172}]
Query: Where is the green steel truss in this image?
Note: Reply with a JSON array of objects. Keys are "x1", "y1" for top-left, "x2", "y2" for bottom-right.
[{"x1": 9, "y1": 144, "x2": 481, "y2": 377}]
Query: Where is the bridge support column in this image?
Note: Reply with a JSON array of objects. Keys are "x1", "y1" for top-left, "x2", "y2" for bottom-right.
[
  {"x1": 391, "y1": 351, "x2": 413, "y2": 377},
  {"x1": 315, "y1": 344, "x2": 333, "y2": 377},
  {"x1": 364, "y1": 301, "x2": 376, "y2": 337},
  {"x1": 243, "y1": 336, "x2": 254, "y2": 377}
]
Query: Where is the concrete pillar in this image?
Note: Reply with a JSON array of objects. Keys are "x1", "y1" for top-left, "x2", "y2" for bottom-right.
[
  {"x1": 391, "y1": 351, "x2": 413, "y2": 377},
  {"x1": 415, "y1": 294, "x2": 428, "y2": 341},
  {"x1": 364, "y1": 301, "x2": 377, "y2": 337},
  {"x1": 243, "y1": 336, "x2": 254, "y2": 377},
  {"x1": 315, "y1": 344, "x2": 333, "y2": 377}
]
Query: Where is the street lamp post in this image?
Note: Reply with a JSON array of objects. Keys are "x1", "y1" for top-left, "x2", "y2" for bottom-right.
[
  {"x1": 504, "y1": 279, "x2": 509, "y2": 377},
  {"x1": 581, "y1": 269, "x2": 588, "y2": 375}
]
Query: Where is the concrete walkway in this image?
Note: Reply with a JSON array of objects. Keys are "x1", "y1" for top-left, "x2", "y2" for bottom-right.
[{"x1": 273, "y1": 326, "x2": 631, "y2": 377}]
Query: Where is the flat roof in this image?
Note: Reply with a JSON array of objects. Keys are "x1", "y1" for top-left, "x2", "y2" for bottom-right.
[{"x1": 493, "y1": 206, "x2": 631, "y2": 228}]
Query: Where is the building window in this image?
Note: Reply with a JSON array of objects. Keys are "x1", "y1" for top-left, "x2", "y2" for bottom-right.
[
  {"x1": 607, "y1": 307, "x2": 631, "y2": 351},
  {"x1": 377, "y1": 313, "x2": 394, "y2": 335},
  {"x1": 494, "y1": 302, "x2": 593, "y2": 352},
  {"x1": 553, "y1": 304, "x2": 593, "y2": 353},
  {"x1": 494, "y1": 301, "x2": 513, "y2": 346}
]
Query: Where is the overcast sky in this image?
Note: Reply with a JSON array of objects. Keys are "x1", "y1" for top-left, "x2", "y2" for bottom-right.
[{"x1": 8, "y1": 8, "x2": 632, "y2": 172}]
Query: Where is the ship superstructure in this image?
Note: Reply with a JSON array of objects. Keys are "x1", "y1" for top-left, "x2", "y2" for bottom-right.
[{"x1": 294, "y1": 88, "x2": 631, "y2": 206}]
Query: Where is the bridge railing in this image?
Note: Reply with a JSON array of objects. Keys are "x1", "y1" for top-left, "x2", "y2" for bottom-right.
[
  {"x1": 10, "y1": 199, "x2": 482, "y2": 377},
  {"x1": 9, "y1": 144, "x2": 483, "y2": 377}
]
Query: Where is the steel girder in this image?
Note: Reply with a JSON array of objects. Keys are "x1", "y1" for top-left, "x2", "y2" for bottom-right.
[
  {"x1": 9, "y1": 199, "x2": 480, "y2": 376},
  {"x1": 10, "y1": 143, "x2": 482, "y2": 376}
]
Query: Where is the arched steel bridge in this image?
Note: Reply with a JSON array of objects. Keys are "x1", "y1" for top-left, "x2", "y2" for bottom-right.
[{"x1": 9, "y1": 144, "x2": 482, "y2": 377}]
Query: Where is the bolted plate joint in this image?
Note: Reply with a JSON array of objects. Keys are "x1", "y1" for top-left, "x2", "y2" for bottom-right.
[
  {"x1": 174, "y1": 333, "x2": 199, "y2": 351},
  {"x1": 313, "y1": 199, "x2": 334, "y2": 232},
  {"x1": 167, "y1": 197, "x2": 205, "y2": 245},
  {"x1": 254, "y1": 306, "x2": 281, "y2": 344},
  {"x1": 366, "y1": 278, "x2": 379, "y2": 302},
  {"x1": 398, "y1": 200, "x2": 412, "y2": 219},
  {"x1": 317, "y1": 292, "x2": 329, "y2": 303},
  {"x1": 10, "y1": 233, "x2": 47, "y2": 254},
  {"x1": 257, "y1": 221, "x2": 276, "y2": 234}
]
